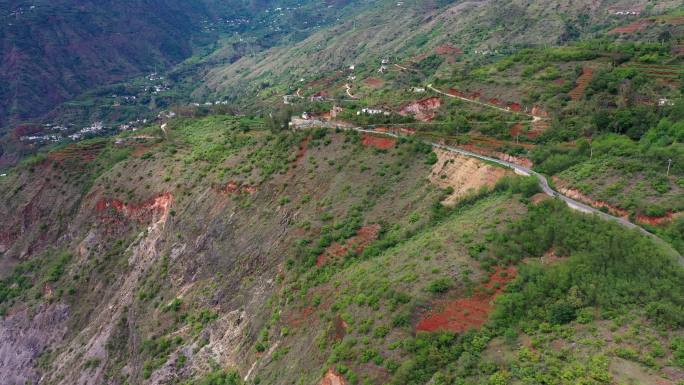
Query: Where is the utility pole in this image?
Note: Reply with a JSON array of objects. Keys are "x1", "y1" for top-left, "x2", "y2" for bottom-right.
[{"x1": 667, "y1": 158, "x2": 672, "y2": 177}]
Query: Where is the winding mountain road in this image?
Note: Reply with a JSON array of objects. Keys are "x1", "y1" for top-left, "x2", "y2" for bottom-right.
[
  {"x1": 285, "y1": 82, "x2": 681, "y2": 260},
  {"x1": 346, "y1": 126, "x2": 683, "y2": 261}
]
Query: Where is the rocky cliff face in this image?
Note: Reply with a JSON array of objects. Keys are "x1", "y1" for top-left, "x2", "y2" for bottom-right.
[{"x1": 0, "y1": 304, "x2": 69, "y2": 385}]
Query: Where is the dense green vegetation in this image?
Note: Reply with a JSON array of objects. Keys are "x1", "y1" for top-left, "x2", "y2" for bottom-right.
[
  {"x1": 491, "y1": 200, "x2": 684, "y2": 328},
  {"x1": 0, "y1": 249, "x2": 73, "y2": 314},
  {"x1": 322, "y1": 195, "x2": 684, "y2": 384}
]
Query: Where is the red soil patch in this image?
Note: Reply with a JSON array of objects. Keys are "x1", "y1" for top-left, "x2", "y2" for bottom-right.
[
  {"x1": 435, "y1": 44, "x2": 463, "y2": 56},
  {"x1": 287, "y1": 306, "x2": 315, "y2": 328},
  {"x1": 363, "y1": 77, "x2": 385, "y2": 88},
  {"x1": 13, "y1": 124, "x2": 43, "y2": 139},
  {"x1": 553, "y1": 178, "x2": 629, "y2": 217},
  {"x1": 398, "y1": 127, "x2": 417, "y2": 135},
  {"x1": 569, "y1": 68, "x2": 594, "y2": 101},
  {"x1": 330, "y1": 315, "x2": 348, "y2": 341},
  {"x1": 509, "y1": 123, "x2": 524, "y2": 136},
  {"x1": 507, "y1": 102, "x2": 522, "y2": 112},
  {"x1": 306, "y1": 72, "x2": 345, "y2": 88},
  {"x1": 317, "y1": 224, "x2": 381, "y2": 267},
  {"x1": 636, "y1": 212, "x2": 677, "y2": 226},
  {"x1": 488, "y1": 98, "x2": 503, "y2": 106},
  {"x1": 530, "y1": 193, "x2": 551, "y2": 205},
  {"x1": 416, "y1": 266, "x2": 517, "y2": 333},
  {"x1": 469, "y1": 91, "x2": 482, "y2": 99},
  {"x1": 131, "y1": 143, "x2": 160, "y2": 158},
  {"x1": 610, "y1": 19, "x2": 652, "y2": 34},
  {"x1": 448, "y1": 88, "x2": 464, "y2": 97},
  {"x1": 399, "y1": 97, "x2": 442, "y2": 122},
  {"x1": 95, "y1": 192, "x2": 173, "y2": 224},
  {"x1": 530, "y1": 106, "x2": 550, "y2": 118},
  {"x1": 294, "y1": 136, "x2": 310, "y2": 165},
  {"x1": 361, "y1": 134, "x2": 396, "y2": 150},
  {"x1": 434, "y1": 44, "x2": 462, "y2": 63},
  {"x1": 319, "y1": 369, "x2": 346, "y2": 385},
  {"x1": 219, "y1": 181, "x2": 257, "y2": 195}
]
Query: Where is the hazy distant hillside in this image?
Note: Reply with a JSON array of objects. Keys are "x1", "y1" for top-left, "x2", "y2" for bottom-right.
[
  {"x1": 0, "y1": 0, "x2": 216, "y2": 128},
  {"x1": 195, "y1": 0, "x2": 681, "y2": 103},
  {"x1": 0, "y1": 0, "x2": 364, "y2": 133}
]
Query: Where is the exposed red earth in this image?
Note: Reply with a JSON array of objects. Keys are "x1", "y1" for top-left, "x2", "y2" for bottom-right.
[
  {"x1": 507, "y1": 102, "x2": 522, "y2": 112},
  {"x1": 12, "y1": 124, "x2": 44, "y2": 139},
  {"x1": 636, "y1": 212, "x2": 677, "y2": 226},
  {"x1": 361, "y1": 134, "x2": 396, "y2": 150},
  {"x1": 219, "y1": 181, "x2": 257, "y2": 195},
  {"x1": 306, "y1": 71, "x2": 345, "y2": 88},
  {"x1": 530, "y1": 106, "x2": 550, "y2": 118},
  {"x1": 488, "y1": 98, "x2": 502, "y2": 106},
  {"x1": 610, "y1": 19, "x2": 652, "y2": 34},
  {"x1": 399, "y1": 97, "x2": 442, "y2": 122},
  {"x1": 554, "y1": 182, "x2": 629, "y2": 217},
  {"x1": 295, "y1": 136, "x2": 310, "y2": 164},
  {"x1": 511, "y1": 121, "x2": 548, "y2": 139},
  {"x1": 363, "y1": 77, "x2": 384, "y2": 88},
  {"x1": 316, "y1": 224, "x2": 381, "y2": 267},
  {"x1": 435, "y1": 44, "x2": 463, "y2": 56},
  {"x1": 287, "y1": 306, "x2": 315, "y2": 328},
  {"x1": 330, "y1": 315, "x2": 348, "y2": 341},
  {"x1": 434, "y1": 44, "x2": 462, "y2": 63},
  {"x1": 95, "y1": 192, "x2": 173, "y2": 224},
  {"x1": 569, "y1": 67, "x2": 594, "y2": 101},
  {"x1": 416, "y1": 266, "x2": 517, "y2": 333},
  {"x1": 318, "y1": 369, "x2": 346, "y2": 385},
  {"x1": 553, "y1": 178, "x2": 678, "y2": 225}
]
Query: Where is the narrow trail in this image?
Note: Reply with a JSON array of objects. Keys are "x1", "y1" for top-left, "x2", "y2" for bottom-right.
[
  {"x1": 428, "y1": 84, "x2": 546, "y2": 123},
  {"x1": 344, "y1": 83, "x2": 358, "y2": 99},
  {"x1": 345, "y1": 126, "x2": 683, "y2": 262}
]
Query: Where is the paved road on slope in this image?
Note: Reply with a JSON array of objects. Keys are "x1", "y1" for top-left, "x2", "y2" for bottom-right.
[{"x1": 346, "y1": 126, "x2": 683, "y2": 261}]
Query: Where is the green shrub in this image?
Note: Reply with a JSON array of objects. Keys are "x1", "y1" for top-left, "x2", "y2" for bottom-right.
[{"x1": 427, "y1": 278, "x2": 452, "y2": 294}]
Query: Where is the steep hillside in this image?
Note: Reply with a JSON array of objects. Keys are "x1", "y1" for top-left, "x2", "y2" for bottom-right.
[
  {"x1": 1, "y1": 116, "x2": 684, "y2": 385},
  {"x1": 3, "y1": 1, "x2": 684, "y2": 384}
]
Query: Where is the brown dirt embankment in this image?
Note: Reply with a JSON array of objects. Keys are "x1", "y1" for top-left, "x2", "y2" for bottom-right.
[{"x1": 429, "y1": 149, "x2": 509, "y2": 206}]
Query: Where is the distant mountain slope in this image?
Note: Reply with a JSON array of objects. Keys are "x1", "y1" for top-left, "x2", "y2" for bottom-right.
[
  {"x1": 195, "y1": 0, "x2": 681, "y2": 102},
  {"x1": 0, "y1": 0, "x2": 213, "y2": 129},
  {"x1": 0, "y1": 0, "x2": 370, "y2": 134}
]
